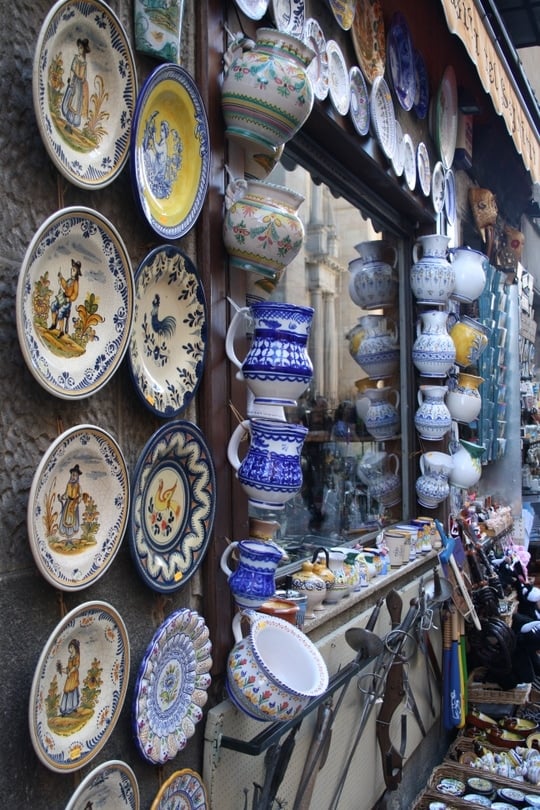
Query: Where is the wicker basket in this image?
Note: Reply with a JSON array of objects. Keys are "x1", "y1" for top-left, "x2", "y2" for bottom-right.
[
  {"x1": 468, "y1": 668, "x2": 531, "y2": 705},
  {"x1": 413, "y1": 788, "x2": 492, "y2": 809},
  {"x1": 430, "y1": 758, "x2": 540, "y2": 797}
]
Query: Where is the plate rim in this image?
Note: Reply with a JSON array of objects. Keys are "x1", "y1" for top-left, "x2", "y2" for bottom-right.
[
  {"x1": 65, "y1": 759, "x2": 140, "y2": 810},
  {"x1": 326, "y1": 39, "x2": 351, "y2": 116},
  {"x1": 16, "y1": 205, "x2": 134, "y2": 400},
  {"x1": 128, "y1": 245, "x2": 208, "y2": 418},
  {"x1": 131, "y1": 63, "x2": 210, "y2": 240},
  {"x1": 369, "y1": 75, "x2": 396, "y2": 160},
  {"x1": 417, "y1": 141, "x2": 432, "y2": 196},
  {"x1": 27, "y1": 423, "x2": 130, "y2": 591},
  {"x1": 150, "y1": 767, "x2": 208, "y2": 810},
  {"x1": 431, "y1": 160, "x2": 446, "y2": 213},
  {"x1": 28, "y1": 600, "x2": 130, "y2": 772},
  {"x1": 403, "y1": 132, "x2": 416, "y2": 190},
  {"x1": 444, "y1": 167, "x2": 457, "y2": 224},
  {"x1": 391, "y1": 119, "x2": 405, "y2": 177},
  {"x1": 32, "y1": 0, "x2": 137, "y2": 190},
  {"x1": 270, "y1": 0, "x2": 305, "y2": 35},
  {"x1": 349, "y1": 65, "x2": 370, "y2": 136}
]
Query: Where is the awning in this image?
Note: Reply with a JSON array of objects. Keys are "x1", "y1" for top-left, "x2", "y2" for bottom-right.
[{"x1": 440, "y1": 0, "x2": 540, "y2": 182}]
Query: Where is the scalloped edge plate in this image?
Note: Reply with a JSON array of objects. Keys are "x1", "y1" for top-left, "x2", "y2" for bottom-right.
[
  {"x1": 369, "y1": 75, "x2": 396, "y2": 160},
  {"x1": 65, "y1": 760, "x2": 139, "y2": 810},
  {"x1": 303, "y1": 17, "x2": 329, "y2": 101},
  {"x1": 150, "y1": 768, "x2": 209, "y2": 810}
]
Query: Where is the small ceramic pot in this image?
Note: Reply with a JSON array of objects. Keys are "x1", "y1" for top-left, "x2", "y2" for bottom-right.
[{"x1": 290, "y1": 562, "x2": 326, "y2": 618}]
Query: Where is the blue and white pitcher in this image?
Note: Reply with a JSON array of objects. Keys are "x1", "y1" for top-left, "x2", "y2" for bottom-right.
[{"x1": 220, "y1": 538, "x2": 283, "y2": 610}]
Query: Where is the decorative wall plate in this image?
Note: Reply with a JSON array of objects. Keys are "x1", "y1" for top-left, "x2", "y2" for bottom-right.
[
  {"x1": 233, "y1": 0, "x2": 270, "y2": 20},
  {"x1": 33, "y1": 0, "x2": 137, "y2": 189},
  {"x1": 431, "y1": 160, "x2": 446, "y2": 213},
  {"x1": 303, "y1": 17, "x2": 329, "y2": 101},
  {"x1": 29, "y1": 601, "x2": 129, "y2": 772},
  {"x1": 413, "y1": 49, "x2": 429, "y2": 119},
  {"x1": 327, "y1": 0, "x2": 355, "y2": 30},
  {"x1": 16, "y1": 206, "x2": 133, "y2": 400},
  {"x1": 150, "y1": 769, "x2": 208, "y2": 810},
  {"x1": 403, "y1": 133, "x2": 416, "y2": 190},
  {"x1": 417, "y1": 141, "x2": 431, "y2": 196},
  {"x1": 28, "y1": 424, "x2": 129, "y2": 591},
  {"x1": 351, "y1": 0, "x2": 385, "y2": 84},
  {"x1": 129, "y1": 421, "x2": 216, "y2": 593},
  {"x1": 131, "y1": 63, "x2": 210, "y2": 240},
  {"x1": 326, "y1": 39, "x2": 350, "y2": 116},
  {"x1": 387, "y1": 11, "x2": 416, "y2": 111},
  {"x1": 133, "y1": 609, "x2": 212, "y2": 764},
  {"x1": 128, "y1": 246, "x2": 207, "y2": 418},
  {"x1": 270, "y1": 0, "x2": 305, "y2": 36},
  {"x1": 134, "y1": 0, "x2": 185, "y2": 63},
  {"x1": 444, "y1": 167, "x2": 457, "y2": 224},
  {"x1": 391, "y1": 120, "x2": 405, "y2": 177},
  {"x1": 349, "y1": 66, "x2": 370, "y2": 136},
  {"x1": 369, "y1": 76, "x2": 396, "y2": 160},
  {"x1": 65, "y1": 760, "x2": 139, "y2": 810},
  {"x1": 435, "y1": 65, "x2": 458, "y2": 170}
]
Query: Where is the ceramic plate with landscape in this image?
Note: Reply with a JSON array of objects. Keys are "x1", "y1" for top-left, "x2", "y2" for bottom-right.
[
  {"x1": 65, "y1": 760, "x2": 139, "y2": 810},
  {"x1": 129, "y1": 421, "x2": 216, "y2": 593},
  {"x1": 28, "y1": 424, "x2": 129, "y2": 591},
  {"x1": 128, "y1": 246, "x2": 207, "y2": 418},
  {"x1": 33, "y1": 0, "x2": 137, "y2": 189},
  {"x1": 133, "y1": 609, "x2": 212, "y2": 764},
  {"x1": 29, "y1": 601, "x2": 129, "y2": 772},
  {"x1": 151, "y1": 768, "x2": 209, "y2": 810},
  {"x1": 131, "y1": 63, "x2": 210, "y2": 240},
  {"x1": 16, "y1": 206, "x2": 133, "y2": 399}
]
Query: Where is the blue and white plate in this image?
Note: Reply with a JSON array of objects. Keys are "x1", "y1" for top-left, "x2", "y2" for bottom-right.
[
  {"x1": 128, "y1": 246, "x2": 207, "y2": 418},
  {"x1": 65, "y1": 760, "x2": 139, "y2": 810},
  {"x1": 391, "y1": 120, "x2": 405, "y2": 177},
  {"x1": 303, "y1": 17, "x2": 329, "y2": 101},
  {"x1": 349, "y1": 66, "x2": 370, "y2": 136},
  {"x1": 271, "y1": 0, "x2": 305, "y2": 36},
  {"x1": 326, "y1": 0, "x2": 355, "y2": 30},
  {"x1": 133, "y1": 609, "x2": 212, "y2": 765},
  {"x1": 387, "y1": 12, "x2": 416, "y2": 111},
  {"x1": 233, "y1": 0, "x2": 270, "y2": 20},
  {"x1": 370, "y1": 76, "x2": 396, "y2": 160},
  {"x1": 444, "y1": 168, "x2": 457, "y2": 224},
  {"x1": 150, "y1": 769, "x2": 209, "y2": 810},
  {"x1": 129, "y1": 421, "x2": 216, "y2": 593},
  {"x1": 417, "y1": 141, "x2": 431, "y2": 196},
  {"x1": 413, "y1": 49, "x2": 429, "y2": 119}
]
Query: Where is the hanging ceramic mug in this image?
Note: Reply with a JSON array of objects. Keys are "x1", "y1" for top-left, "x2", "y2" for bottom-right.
[{"x1": 220, "y1": 538, "x2": 283, "y2": 610}]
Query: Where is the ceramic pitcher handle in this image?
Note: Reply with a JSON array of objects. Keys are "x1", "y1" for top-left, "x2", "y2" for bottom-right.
[
  {"x1": 390, "y1": 389, "x2": 400, "y2": 408},
  {"x1": 388, "y1": 245, "x2": 398, "y2": 268},
  {"x1": 412, "y1": 242, "x2": 422, "y2": 264},
  {"x1": 224, "y1": 177, "x2": 248, "y2": 211},
  {"x1": 227, "y1": 419, "x2": 251, "y2": 472},
  {"x1": 220, "y1": 541, "x2": 239, "y2": 578},
  {"x1": 232, "y1": 609, "x2": 256, "y2": 643},
  {"x1": 388, "y1": 453, "x2": 400, "y2": 475},
  {"x1": 419, "y1": 455, "x2": 425, "y2": 475},
  {"x1": 225, "y1": 306, "x2": 250, "y2": 369}
]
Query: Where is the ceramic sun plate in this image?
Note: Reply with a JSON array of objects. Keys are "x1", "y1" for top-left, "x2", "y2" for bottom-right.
[
  {"x1": 129, "y1": 420, "x2": 216, "y2": 593},
  {"x1": 150, "y1": 768, "x2": 209, "y2": 810},
  {"x1": 16, "y1": 206, "x2": 133, "y2": 399},
  {"x1": 131, "y1": 63, "x2": 210, "y2": 240},
  {"x1": 29, "y1": 601, "x2": 129, "y2": 772},
  {"x1": 33, "y1": 0, "x2": 137, "y2": 189},
  {"x1": 27, "y1": 424, "x2": 129, "y2": 591},
  {"x1": 133, "y1": 609, "x2": 212, "y2": 764},
  {"x1": 128, "y1": 246, "x2": 207, "y2": 418},
  {"x1": 65, "y1": 760, "x2": 139, "y2": 810}
]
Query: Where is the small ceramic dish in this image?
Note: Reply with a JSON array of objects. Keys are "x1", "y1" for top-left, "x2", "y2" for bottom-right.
[
  {"x1": 466, "y1": 709, "x2": 498, "y2": 730},
  {"x1": 349, "y1": 66, "x2": 370, "y2": 136},
  {"x1": 431, "y1": 160, "x2": 446, "y2": 213},
  {"x1": 369, "y1": 75, "x2": 396, "y2": 160},
  {"x1": 326, "y1": 39, "x2": 350, "y2": 116},
  {"x1": 417, "y1": 141, "x2": 431, "y2": 196},
  {"x1": 391, "y1": 119, "x2": 405, "y2": 177},
  {"x1": 351, "y1": 0, "x2": 385, "y2": 84},
  {"x1": 65, "y1": 760, "x2": 139, "y2": 810},
  {"x1": 271, "y1": 0, "x2": 305, "y2": 36},
  {"x1": 303, "y1": 17, "x2": 329, "y2": 101},
  {"x1": 487, "y1": 726, "x2": 526, "y2": 748},
  {"x1": 233, "y1": 0, "x2": 270, "y2": 20},
  {"x1": 501, "y1": 716, "x2": 538, "y2": 734},
  {"x1": 437, "y1": 777, "x2": 465, "y2": 796},
  {"x1": 403, "y1": 133, "x2": 416, "y2": 190},
  {"x1": 33, "y1": 0, "x2": 137, "y2": 189},
  {"x1": 150, "y1": 768, "x2": 209, "y2": 810},
  {"x1": 327, "y1": 0, "x2": 355, "y2": 31},
  {"x1": 466, "y1": 776, "x2": 494, "y2": 795}
]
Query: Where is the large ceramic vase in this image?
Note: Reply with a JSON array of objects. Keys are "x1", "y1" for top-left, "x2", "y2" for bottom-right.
[
  {"x1": 446, "y1": 372, "x2": 483, "y2": 424},
  {"x1": 223, "y1": 178, "x2": 305, "y2": 281},
  {"x1": 410, "y1": 234, "x2": 454, "y2": 305},
  {"x1": 221, "y1": 28, "x2": 315, "y2": 151},
  {"x1": 412, "y1": 310, "x2": 456, "y2": 378},
  {"x1": 449, "y1": 246, "x2": 487, "y2": 303},
  {"x1": 348, "y1": 240, "x2": 398, "y2": 310},
  {"x1": 414, "y1": 385, "x2": 452, "y2": 441},
  {"x1": 347, "y1": 314, "x2": 399, "y2": 379}
]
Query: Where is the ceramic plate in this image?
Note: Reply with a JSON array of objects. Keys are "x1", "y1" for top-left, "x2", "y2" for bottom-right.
[
  {"x1": 327, "y1": 0, "x2": 355, "y2": 30},
  {"x1": 128, "y1": 246, "x2": 207, "y2": 418},
  {"x1": 150, "y1": 769, "x2": 208, "y2": 810},
  {"x1": 27, "y1": 425, "x2": 129, "y2": 591},
  {"x1": 391, "y1": 120, "x2": 405, "y2": 177},
  {"x1": 16, "y1": 206, "x2": 133, "y2": 400},
  {"x1": 444, "y1": 167, "x2": 457, "y2": 224},
  {"x1": 387, "y1": 11, "x2": 416, "y2": 112},
  {"x1": 431, "y1": 160, "x2": 446, "y2": 213},
  {"x1": 303, "y1": 17, "x2": 329, "y2": 101},
  {"x1": 326, "y1": 40, "x2": 350, "y2": 116},
  {"x1": 403, "y1": 133, "x2": 416, "y2": 190},
  {"x1": 349, "y1": 66, "x2": 370, "y2": 136},
  {"x1": 29, "y1": 601, "x2": 129, "y2": 772},
  {"x1": 413, "y1": 49, "x2": 429, "y2": 119},
  {"x1": 129, "y1": 421, "x2": 216, "y2": 593},
  {"x1": 271, "y1": 0, "x2": 305, "y2": 36},
  {"x1": 435, "y1": 65, "x2": 458, "y2": 170},
  {"x1": 33, "y1": 0, "x2": 137, "y2": 190},
  {"x1": 133, "y1": 609, "x2": 212, "y2": 764},
  {"x1": 351, "y1": 0, "x2": 385, "y2": 84},
  {"x1": 131, "y1": 63, "x2": 210, "y2": 240},
  {"x1": 233, "y1": 0, "x2": 270, "y2": 20},
  {"x1": 417, "y1": 141, "x2": 431, "y2": 196},
  {"x1": 369, "y1": 76, "x2": 396, "y2": 160},
  {"x1": 65, "y1": 760, "x2": 139, "y2": 810},
  {"x1": 134, "y1": 0, "x2": 186, "y2": 63}
]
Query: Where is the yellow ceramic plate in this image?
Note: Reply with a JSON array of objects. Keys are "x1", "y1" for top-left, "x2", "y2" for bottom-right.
[{"x1": 131, "y1": 64, "x2": 210, "y2": 239}]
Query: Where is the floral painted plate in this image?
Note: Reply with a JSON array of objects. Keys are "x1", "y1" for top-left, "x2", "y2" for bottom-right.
[
  {"x1": 326, "y1": 40, "x2": 350, "y2": 116},
  {"x1": 417, "y1": 141, "x2": 431, "y2": 196},
  {"x1": 387, "y1": 11, "x2": 416, "y2": 111},
  {"x1": 435, "y1": 65, "x2": 458, "y2": 170},
  {"x1": 349, "y1": 66, "x2": 370, "y2": 136},
  {"x1": 233, "y1": 0, "x2": 270, "y2": 21},
  {"x1": 303, "y1": 17, "x2": 329, "y2": 101},
  {"x1": 131, "y1": 63, "x2": 210, "y2": 240},
  {"x1": 403, "y1": 133, "x2": 416, "y2": 191},
  {"x1": 413, "y1": 49, "x2": 429, "y2": 119},
  {"x1": 29, "y1": 601, "x2": 129, "y2": 772},
  {"x1": 129, "y1": 421, "x2": 216, "y2": 593},
  {"x1": 326, "y1": 0, "x2": 355, "y2": 30},
  {"x1": 150, "y1": 769, "x2": 209, "y2": 810},
  {"x1": 33, "y1": 0, "x2": 137, "y2": 189},
  {"x1": 65, "y1": 760, "x2": 139, "y2": 810},
  {"x1": 270, "y1": 0, "x2": 305, "y2": 36},
  {"x1": 351, "y1": 0, "x2": 385, "y2": 84},
  {"x1": 134, "y1": 0, "x2": 186, "y2": 63},
  {"x1": 16, "y1": 207, "x2": 134, "y2": 399},
  {"x1": 128, "y1": 246, "x2": 207, "y2": 418},
  {"x1": 28, "y1": 424, "x2": 129, "y2": 591},
  {"x1": 133, "y1": 609, "x2": 212, "y2": 765},
  {"x1": 431, "y1": 160, "x2": 446, "y2": 213},
  {"x1": 369, "y1": 75, "x2": 396, "y2": 160}
]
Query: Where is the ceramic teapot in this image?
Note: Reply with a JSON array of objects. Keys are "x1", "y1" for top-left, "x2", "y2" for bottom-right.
[
  {"x1": 414, "y1": 385, "x2": 452, "y2": 441},
  {"x1": 347, "y1": 314, "x2": 399, "y2": 379},
  {"x1": 410, "y1": 234, "x2": 454, "y2": 305},
  {"x1": 348, "y1": 240, "x2": 398, "y2": 310},
  {"x1": 412, "y1": 310, "x2": 456, "y2": 378},
  {"x1": 449, "y1": 246, "x2": 488, "y2": 303},
  {"x1": 220, "y1": 538, "x2": 283, "y2": 610}
]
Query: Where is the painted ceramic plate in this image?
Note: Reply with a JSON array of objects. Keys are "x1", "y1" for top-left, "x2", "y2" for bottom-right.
[
  {"x1": 326, "y1": 0, "x2": 355, "y2": 30},
  {"x1": 435, "y1": 65, "x2": 458, "y2": 170},
  {"x1": 131, "y1": 63, "x2": 210, "y2": 240},
  {"x1": 431, "y1": 160, "x2": 446, "y2": 213},
  {"x1": 349, "y1": 66, "x2": 370, "y2": 136},
  {"x1": 444, "y1": 167, "x2": 457, "y2": 224},
  {"x1": 233, "y1": 0, "x2": 270, "y2": 20},
  {"x1": 16, "y1": 206, "x2": 134, "y2": 400},
  {"x1": 271, "y1": 0, "x2": 305, "y2": 36},
  {"x1": 413, "y1": 49, "x2": 429, "y2": 119},
  {"x1": 128, "y1": 246, "x2": 207, "y2": 418},
  {"x1": 134, "y1": 0, "x2": 186, "y2": 63},
  {"x1": 129, "y1": 421, "x2": 216, "y2": 593},
  {"x1": 33, "y1": 0, "x2": 137, "y2": 189},
  {"x1": 150, "y1": 769, "x2": 208, "y2": 810},
  {"x1": 303, "y1": 17, "x2": 329, "y2": 101},
  {"x1": 133, "y1": 609, "x2": 212, "y2": 764},
  {"x1": 28, "y1": 425, "x2": 129, "y2": 591},
  {"x1": 351, "y1": 0, "x2": 385, "y2": 84},
  {"x1": 326, "y1": 40, "x2": 350, "y2": 116},
  {"x1": 369, "y1": 76, "x2": 396, "y2": 160},
  {"x1": 403, "y1": 133, "x2": 416, "y2": 190},
  {"x1": 65, "y1": 760, "x2": 139, "y2": 810},
  {"x1": 391, "y1": 119, "x2": 405, "y2": 177},
  {"x1": 387, "y1": 12, "x2": 416, "y2": 111},
  {"x1": 417, "y1": 141, "x2": 431, "y2": 196},
  {"x1": 29, "y1": 601, "x2": 129, "y2": 773}
]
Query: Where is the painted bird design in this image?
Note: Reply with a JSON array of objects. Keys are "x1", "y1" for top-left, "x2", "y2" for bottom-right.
[
  {"x1": 155, "y1": 478, "x2": 180, "y2": 518},
  {"x1": 151, "y1": 294, "x2": 176, "y2": 338}
]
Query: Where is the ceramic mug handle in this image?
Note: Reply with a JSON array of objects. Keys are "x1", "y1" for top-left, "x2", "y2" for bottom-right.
[
  {"x1": 225, "y1": 306, "x2": 250, "y2": 370},
  {"x1": 220, "y1": 542, "x2": 239, "y2": 578},
  {"x1": 227, "y1": 419, "x2": 251, "y2": 472}
]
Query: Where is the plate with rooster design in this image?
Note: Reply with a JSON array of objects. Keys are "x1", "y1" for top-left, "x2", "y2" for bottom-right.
[
  {"x1": 128, "y1": 246, "x2": 207, "y2": 418},
  {"x1": 129, "y1": 420, "x2": 216, "y2": 593}
]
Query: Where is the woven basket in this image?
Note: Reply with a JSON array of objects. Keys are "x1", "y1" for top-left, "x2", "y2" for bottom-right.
[
  {"x1": 468, "y1": 668, "x2": 531, "y2": 705},
  {"x1": 413, "y1": 788, "x2": 492, "y2": 809},
  {"x1": 469, "y1": 187, "x2": 498, "y2": 230},
  {"x1": 430, "y1": 758, "x2": 540, "y2": 796}
]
